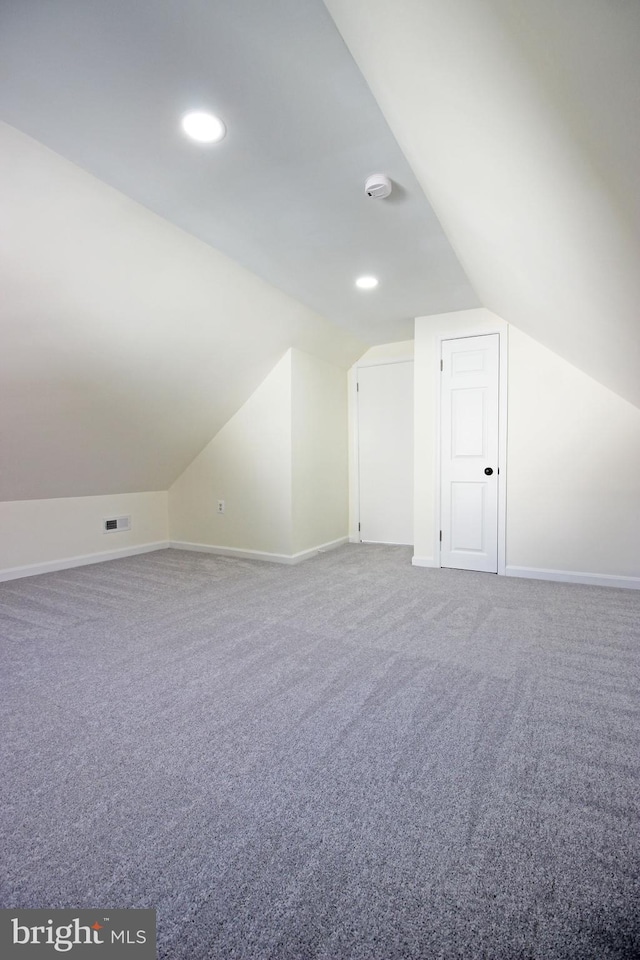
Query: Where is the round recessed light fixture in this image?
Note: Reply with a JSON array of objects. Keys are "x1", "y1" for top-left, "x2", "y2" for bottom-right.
[
  {"x1": 355, "y1": 275, "x2": 379, "y2": 290},
  {"x1": 181, "y1": 110, "x2": 226, "y2": 143}
]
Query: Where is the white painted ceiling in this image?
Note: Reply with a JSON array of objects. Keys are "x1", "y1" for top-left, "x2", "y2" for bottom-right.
[
  {"x1": 3, "y1": 0, "x2": 639, "y2": 502},
  {"x1": 326, "y1": 0, "x2": 640, "y2": 409},
  {"x1": 0, "y1": 0, "x2": 479, "y2": 346}
]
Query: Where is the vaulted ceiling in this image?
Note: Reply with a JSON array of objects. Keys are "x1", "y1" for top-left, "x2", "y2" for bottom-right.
[
  {"x1": 0, "y1": 0, "x2": 477, "y2": 345},
  {"x1": 1, "y1": 0, "x2": 638, "y2": 501},
  {"x1": 325, "y1": 0, "x2": 640, "y2": 408}
]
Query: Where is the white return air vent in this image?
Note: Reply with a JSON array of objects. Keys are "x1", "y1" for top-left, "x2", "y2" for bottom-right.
[{"x1": 103, "y1": 515, "x2": 132, "y2": 534}]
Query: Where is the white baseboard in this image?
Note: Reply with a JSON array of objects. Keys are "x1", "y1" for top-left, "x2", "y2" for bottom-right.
[
  {"x1": 411, "y1": 555, "x2": 438, "y2": 568},
  {"x1": 307, "y1": 537, "x2": 349, "y2": 558},
  {"x1": 361, "y1": 540, "x2": 413, "y2": 546},
  {"x1": 169, "y1": 537, "x2": 348, "y2": 566},
  {"x1": 0, "y1": 541, "x2": 170, "y2": 583},
  {"x1": 505, "y1": 565, "x2": 640, "y2": 591}
]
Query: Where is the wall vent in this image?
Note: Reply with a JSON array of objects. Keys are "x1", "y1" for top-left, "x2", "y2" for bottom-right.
[{"x1": 103, "y1": 515, "x2": 131, "y2": 534}]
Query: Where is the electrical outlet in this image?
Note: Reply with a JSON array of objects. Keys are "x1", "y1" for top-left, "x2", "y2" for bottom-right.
[{"x1": 217, "y1": 500, "x2": 225, "y2": 514}]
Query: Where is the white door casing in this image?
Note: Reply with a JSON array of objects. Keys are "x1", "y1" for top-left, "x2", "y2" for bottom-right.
[
  {"x1": 358, "y1": 361, "x2": 414, "y2": 544},
  {"x1": 440, "y1": 334, "x2": 499, "y2": 572}
]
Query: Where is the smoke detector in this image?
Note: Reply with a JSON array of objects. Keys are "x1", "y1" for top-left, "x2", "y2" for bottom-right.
[{"x1": 365, "y1": 174, "x2": 392, "y2": 199}]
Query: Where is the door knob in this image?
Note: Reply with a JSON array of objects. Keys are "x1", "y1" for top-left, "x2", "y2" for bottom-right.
[{"x1": 484, "y1": 467, "x2": 494, "y2": 476}]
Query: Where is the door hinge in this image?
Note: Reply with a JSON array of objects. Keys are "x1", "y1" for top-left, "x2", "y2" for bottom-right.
[
  {"x1": 358, "y1": 522, "x2": 361, "y2": 531},
  {"x1": 356, "y1": 382, "x2": 359, "y2": 392},
  {"x1": 439, "y1": 530, "x2": 442, "y2": 542},
  {"x1": 440, "y1": 359, "x2": 443, "y2": 372}
]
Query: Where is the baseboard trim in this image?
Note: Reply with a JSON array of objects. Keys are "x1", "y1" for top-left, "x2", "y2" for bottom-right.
[
  {"x1": 505, "y1": 565, "x2": 640, "y2": 591},
  {"x1": 303, "y1": 537, "x2": 349, "y2": 559},
  {"x1": 169, "y1": 537, "x2": 348, "y2": 566},
  {"x1": 361, "y1": 540, "x2": 413, "y2": 546},
  {"x1": 411, "y1": 555, "x2": 438, "y2": 568},
  {"x1": 0, "y1": 541, "x2": 170, "y2": 582}
]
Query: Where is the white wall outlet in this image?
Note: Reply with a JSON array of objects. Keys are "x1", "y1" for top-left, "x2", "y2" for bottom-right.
[{"x1": 217, "y1": 499, "x2": 225, "y2": 514}]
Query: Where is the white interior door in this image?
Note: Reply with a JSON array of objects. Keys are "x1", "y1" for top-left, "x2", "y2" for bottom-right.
[
  {"x1": 358, "y1": 361, "x2": 414, "y2": 544},
  {"x1": 440, "y1": 334, "x2": 499, "y2": 572}
]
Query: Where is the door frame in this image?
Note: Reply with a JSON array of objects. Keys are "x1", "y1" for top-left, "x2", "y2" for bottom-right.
[{"x1": 434, "y1": 322, "x2": 508, "y2": 574}]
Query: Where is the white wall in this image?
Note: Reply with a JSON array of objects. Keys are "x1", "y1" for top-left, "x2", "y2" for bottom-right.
[
  {"x1": 0, "y1": 121, "x2": 364, "y2": 501},
  {"x1": 168, "y1": 352, "x2": 294, "y2": 557},
  {"x1": 291, "y1": 349, "x2": 349, "y2": 555},
  {"x1": 507, "y1": 326, "x2": 640, "y2": 581},
  {"x1": 0, "y1": 348, "x2": 351, "y2": 579},
  {"x1": 355, "y1": 341, "x2": 415, "y2": 365},
  {"x1": 169, "y1": 348, "x2": 350, "y2": 561},
  {"x1": 0, "y1": 491, "x2": 168, "y2": 579},
  {"x1": 414, "y1": 309, "x2": 640, "y2": 585}
]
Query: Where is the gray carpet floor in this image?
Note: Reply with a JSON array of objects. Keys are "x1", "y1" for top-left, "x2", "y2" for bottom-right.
[{"x1": 1, "y1": 544, "x2": 639, "y2": 959}]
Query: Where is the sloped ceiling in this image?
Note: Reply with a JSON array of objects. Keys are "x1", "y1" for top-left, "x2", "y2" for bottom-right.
[
  {"x1": 3, "y1": 0, "x2": 639, "y2": 505},
  {"x1": 0, "y1": 0, "x2": 480, "y2": 504},
  {"x1": 0, "y1": 0, "x2": 478, "y2": 346},
  {"x1": 0, "y1": 123, "x2": 363, "y2": 500},
  {"x1": 324, "y1": 0, "x2": 640, "y2": 409}
]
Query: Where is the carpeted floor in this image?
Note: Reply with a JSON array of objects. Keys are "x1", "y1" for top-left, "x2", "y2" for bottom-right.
[{"x1": 1, "y1": 544, "x2": 639, "y2": 959}]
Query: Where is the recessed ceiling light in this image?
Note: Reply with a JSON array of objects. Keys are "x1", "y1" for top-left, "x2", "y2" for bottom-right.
[
  {"x1": 355, "y1": 276, "x2": 379, "y2": 290},
  {"x1": 181, "y1": 111, "x2": 226, "y2": 143}
]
